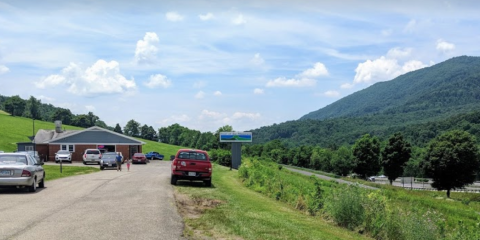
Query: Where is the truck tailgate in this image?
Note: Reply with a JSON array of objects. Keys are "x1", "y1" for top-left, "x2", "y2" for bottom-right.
[{"x1": 175, "y1": 159, "x2": 211, "y2": 172}]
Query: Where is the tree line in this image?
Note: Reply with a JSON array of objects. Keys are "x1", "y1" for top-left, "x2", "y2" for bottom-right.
[{"x1": 241, "y1": 130, "x2": 480, "y2": 198}]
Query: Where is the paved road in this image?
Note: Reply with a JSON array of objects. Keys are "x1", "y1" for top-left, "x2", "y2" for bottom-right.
[
  {"x1": 283, "y1": 166, "x2": 378, "y2": 190},
  {"x1": 0, "y1": 161, "x2": 185, "y2": 240}
]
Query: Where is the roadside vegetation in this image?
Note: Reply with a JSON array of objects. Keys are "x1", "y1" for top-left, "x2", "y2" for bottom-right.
[
  {"x1": 238, "y1": 158, "x2": 480, "y2": 240},
  {"x1": 174, "y1": 164, "x2": 370, "y2": 240}
]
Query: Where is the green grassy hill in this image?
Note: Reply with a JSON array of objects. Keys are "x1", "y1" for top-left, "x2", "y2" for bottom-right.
[{"x1": 0, "y1": 114, "x2": 183, "y2": 156}]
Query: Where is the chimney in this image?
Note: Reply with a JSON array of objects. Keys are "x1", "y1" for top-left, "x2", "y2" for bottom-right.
[{"x1": 55, "y1": 120, "x2": 63, "y2": 133}]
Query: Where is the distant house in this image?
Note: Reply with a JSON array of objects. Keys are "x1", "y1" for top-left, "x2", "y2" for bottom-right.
[{"x1": 25, "y1": 122, "x2": 145, "y2": 162}]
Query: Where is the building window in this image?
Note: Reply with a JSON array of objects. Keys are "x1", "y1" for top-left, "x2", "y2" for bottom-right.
[
  {"x1": 25, "y1": 146, "x2": 34, "y2": 151},
  {"x1": 61, "y1": 144, "x2": 75, "y2": 152}
]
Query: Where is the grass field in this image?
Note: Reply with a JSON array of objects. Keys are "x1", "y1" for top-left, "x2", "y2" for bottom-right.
[
  {"x1": 44, "y1": 165, "x2": 100, "y2": 181},
  {"x1": 175, "y1": 165, "x2": 370, "y2": 240}
]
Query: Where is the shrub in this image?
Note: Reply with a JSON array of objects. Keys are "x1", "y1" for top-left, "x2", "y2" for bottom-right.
[
  {"x1": 325, "y1": 184, "x2": 365, "y2": 230},
  {"x1": 209, "y1": 149, "x2": 231, "y2": 167},
  {"x1": 363, "y1": 191, "x2": 388, "y2": 239}
]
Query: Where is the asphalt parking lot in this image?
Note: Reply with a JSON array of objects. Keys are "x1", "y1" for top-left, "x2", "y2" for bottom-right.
[{"x1": 0, "y1": 160, "x2": 185, "y2": 240}]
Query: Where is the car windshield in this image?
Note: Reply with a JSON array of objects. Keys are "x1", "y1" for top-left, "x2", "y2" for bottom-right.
[
  {"x1": 178, "y1": 152, "x2": 207, "y2": 160},
  {"x1": 0, "y1": 155, "x2": 28, "y2": 165},
  {"x1": 103, "y1": 154, "x2": 116, "y2": 160},
  {"x1": 86, "y1": 150, "x2": 100, "y2": 154},
  {"x1": 57, "y1": 150, "x2": 70, "y2": 154},
  {"x1": 133, "y1": 153, "x2": 145, "y2": 157}
]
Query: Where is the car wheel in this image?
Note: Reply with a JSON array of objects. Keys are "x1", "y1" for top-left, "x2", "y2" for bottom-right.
[
  {"x1": 100, "y1": 166, "x2": 104, "y2": 170},
  {"x1": 204, "y1": 179, "x2": 212, "y2": 187},
  {"x1": 170, "y1": 175, "x2": 177, "y2": 185},
  {"x1": 38, "y1": 175, "x2": 45, "y2": 188},
  {"x1": 83, "y1": 161, "x2": 87, "y2": 165},
  {"x1": 55, "y1": 161, "x2": 58, "y2": 163},
  {"x1": 29, "y1": 178, "x2": 37, "y2": 192}
]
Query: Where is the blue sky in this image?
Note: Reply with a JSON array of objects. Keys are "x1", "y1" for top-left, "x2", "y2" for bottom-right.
[{"x1": 1, "y1": 0, "x2": 479, "y2": 132}]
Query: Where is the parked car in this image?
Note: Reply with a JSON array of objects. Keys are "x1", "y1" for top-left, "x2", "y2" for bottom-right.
[
  {"x1": 170, "y1": 149, "x2": 212, "y2": 187},
  {"x1": 132, "y1": 153, "x2": 147, "y2": 164},
  {"x1": 55, "y1": 150, "x2": 72, "y2": 163},
  {"x1": 17, "y1": 151, "x2": 40, "y2": 162},
  {"x1": 0, "y1": 151, "x2": 4, "y2": 153},
  {"x1": 100, "y1": 152, "x2": 117, "y2": 170},
  {"x1": 0, "y1": 152, "x2": 45, "y2": 192},
  {"x1": 82, "y1": 149, "x2": 102, "y2": 165},
  {"x1": 145, "y1": 151, "x2": 164, "y2": 160}
]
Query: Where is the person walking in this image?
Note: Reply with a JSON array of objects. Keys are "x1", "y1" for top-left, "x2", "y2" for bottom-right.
[
  {"x1": 126, "y1": 158, "x2": 131, "y2": 171},
  {"x1": 115, "y1": 152, "x2": 123, "y2": 171}
]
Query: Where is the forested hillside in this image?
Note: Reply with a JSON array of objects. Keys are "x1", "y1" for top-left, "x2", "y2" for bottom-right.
[
  {"x1": 252, "y1": 56, "x2": 480, "y2": 147},
  {"x1": 301, "y1": 56, "x2": 480, "y2": 121}
]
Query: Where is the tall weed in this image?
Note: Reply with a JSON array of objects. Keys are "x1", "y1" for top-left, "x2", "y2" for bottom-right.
[{"x1": 325, "y1": 184, "x2": 365, "y2": 230}]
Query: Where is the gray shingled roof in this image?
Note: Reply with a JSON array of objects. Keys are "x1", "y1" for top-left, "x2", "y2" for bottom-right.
[{"x1": 33, "y1": 129, "x2": 81, "y2": 143}]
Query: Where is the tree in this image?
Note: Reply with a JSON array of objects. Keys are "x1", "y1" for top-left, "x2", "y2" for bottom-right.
[
  {"x1": 215, "y1": 125, "x2": 233, "y2": 150},
  {"x1": 352, "y1": 134, "x2": 381, "y2": 179},
  {"x1": 87, "y1": 112, "x2": 99, "y2": 127},
  {"x1": 51, "y1": 108, "x2": 74, "y2": 125},
  {"x1": 124, "y1": 120, "x2": 140, "y2": 137},
  {"x1": 421, "y1": 130, "x2": 480, "y2": 198},
  {"x1": 113, "y1": 123, "x2": 123, "y2": 134},
  {"x1": 382, "y1": 132, "x2": 412, "y2": 185},
  {"x1": 4, "y1": 95, "x2": 26, "y2": 116},
  {"x1": 331, "y1": 146, "x2": 354, "y2": 176},
  {"x1": 72, "y1": 114, "x2": 91, "y2": 128},
  {"x1": 23, "y1": 96, "x2": 41, "y2": 119}
]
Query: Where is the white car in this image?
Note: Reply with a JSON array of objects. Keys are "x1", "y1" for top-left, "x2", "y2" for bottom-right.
[
  {"x1": 55, "y1": 150, "x2": 72, "y2": 163},
  {"x1": 82, "y1": 149, "x2": 102, "y2": 165}
]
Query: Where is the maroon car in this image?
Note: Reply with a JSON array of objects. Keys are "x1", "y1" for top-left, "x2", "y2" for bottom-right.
[{"x1": 131, "y1": 153, "x2": 147, "y2": 164}]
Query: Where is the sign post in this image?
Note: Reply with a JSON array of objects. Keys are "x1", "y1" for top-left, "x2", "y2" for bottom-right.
[{"x1": 219, "y1": 132, "x2": 252, "y2": 169}]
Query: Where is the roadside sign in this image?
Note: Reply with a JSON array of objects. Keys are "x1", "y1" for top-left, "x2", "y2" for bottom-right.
[{"x1": 219, "y1": 132, "x2": 252, "y2": 143}]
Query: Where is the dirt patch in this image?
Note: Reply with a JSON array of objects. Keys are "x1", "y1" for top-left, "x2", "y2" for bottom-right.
[{"x1": 174, "y1": 191, "x2": 225, "y2": 219}]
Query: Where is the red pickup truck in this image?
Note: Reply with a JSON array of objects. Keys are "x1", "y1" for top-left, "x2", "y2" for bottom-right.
[{"x1": 170, "y1": 149, "x2": 212, "y2": 187}]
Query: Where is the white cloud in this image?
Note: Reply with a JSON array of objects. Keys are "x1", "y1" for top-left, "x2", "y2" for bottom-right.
[
  {"x1": 195, "y1": 91, "x2": 205, "y2": 99},
  {"x1": 214, "y1": 91, "x2": 222, "y2": 96},
  {"x1": 232, "y1": 112, "x2": 261, "y2": 120},
  {"x1": 298, "y1": 62, "x2": 329, "y2": 78},
  {"x1": 387, "y1": 47, "x2": 412, "y2": 59},
  {"x1": 134, "y1": 32, "x2": 160, "y2": 64},
  {"x1": 199, "y1": 109, "x2": 225, "y2": 119},
  {"x1": 38, "y1": 95, "x2": 55, "y2": 102},
  {"x1": 232, "y1": 14, "x2": 246, "y2": 25},
  {"x1": 402, "y1": 60, "x2": 428, "y2": 72},
  {"x1": 0, "y1": 65, "x2": 9, "y2": 74},
  {"x1": 144, "y1": 74, "x2": 172, "y2": 88},
  {"x1": 436, "y1": 39, "x2": 455, "y2": 52},
  {"x1": 266, "y1": 77, "x2": 316, "y2": 87},
  {"x1": 85, "y1": 105, "x2": 96, "y2": 111},
  {"x1": 160, "y1": 114, "x2": 191, "y2": 125},
  {"x1": 340, "y1": 83, "x2": 354, "y2": 89},
  {"x1": 199, "y1": 13, "x2": 214, "y2": 21},
  {"x1": 250, "y1": 53, "x2": 265, "y2": 66},
  {"x1": 35, "y1": 60, "x2": 136, "y2": 96},
  {"x1": 323, "y1": 90, "x2": 340, "y2": 97},
  {"x1": 253, "y1": 88, "x2": 264, "y2": 94},
  {"x1": 193, "y1": 81, "x2": 206, "y2": 88},
  {"x1": 404, "y1": 19, "x2": 417, "y2": 33},
  {"x1": 353, "y1": 55, "x2": 428, "y2": 85},
  {"x1": 166, "y1": 12, "x2": 184, "y2": 22}
]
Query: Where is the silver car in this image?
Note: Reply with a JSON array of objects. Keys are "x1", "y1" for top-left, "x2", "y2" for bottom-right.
[
  {"x1": 55, "y1": 150, "x2": 72, "y2": 163},
  {"x1": 100, "y1": 152, "x2": 118, "y2": 170},
  {"x1": 0, "y1": 153, "x2": 45, "y2": 192}
]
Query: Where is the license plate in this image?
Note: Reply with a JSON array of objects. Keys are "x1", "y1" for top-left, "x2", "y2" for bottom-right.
[
  {"x1": 0, "y1": 170, "x2": 11, "y2": 176},
  {"x1": 188, "y1": 172, "x2": 196, "y2": 176}
]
